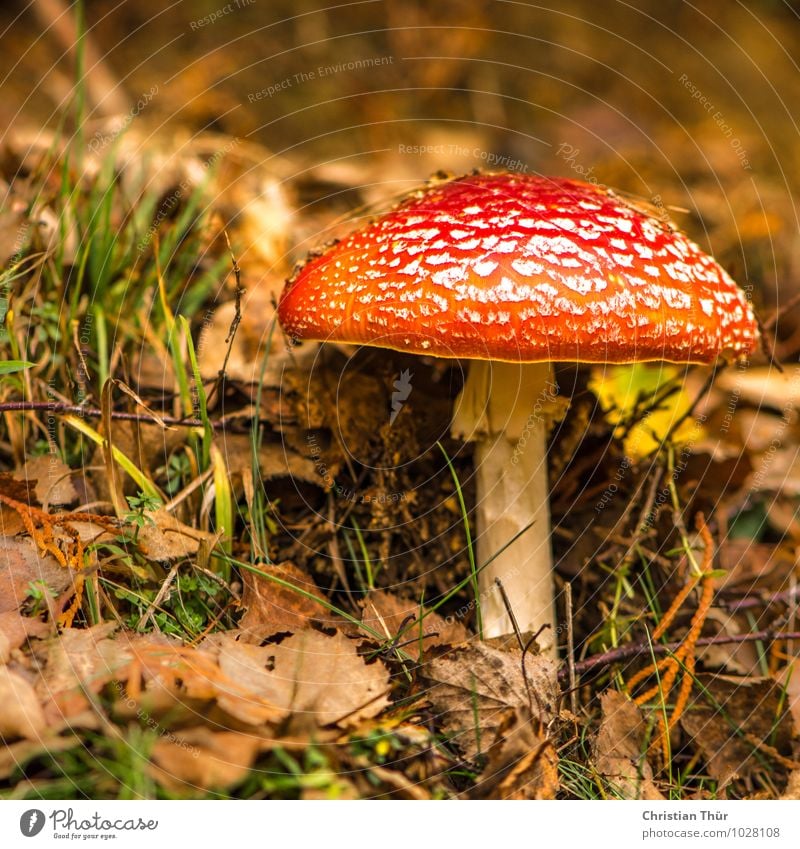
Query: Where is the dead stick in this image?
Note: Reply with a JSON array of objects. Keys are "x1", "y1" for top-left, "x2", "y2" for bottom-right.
[
  {"x1": 565, "y1": 582, "x2": 578, "y2": 715},
  {"x1": 0, "y1": 400, "x2": 274, "y2": 430},
  {"x1": 559, "y1": 630, "x2": 800, "y2": 683}
]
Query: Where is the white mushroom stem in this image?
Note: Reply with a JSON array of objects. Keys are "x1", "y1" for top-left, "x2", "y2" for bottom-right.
[{"x1": 452, "y1": 360, "x2": 559, "y2": 654}]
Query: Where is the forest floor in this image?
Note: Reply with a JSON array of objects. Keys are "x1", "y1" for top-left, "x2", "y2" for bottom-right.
[{"x1": 1, "y1": 0, "x2": 800, "y2": 800}]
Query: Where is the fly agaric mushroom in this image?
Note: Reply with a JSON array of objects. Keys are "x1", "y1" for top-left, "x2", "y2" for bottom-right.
[{"x1": 278, "y1": 172, "x2": 759, "y2": 654}]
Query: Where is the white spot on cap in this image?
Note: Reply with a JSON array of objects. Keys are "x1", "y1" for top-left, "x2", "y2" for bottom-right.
[
  {"x1": 433, "y1": 266, "x2": 469, "y2": 286},
  {"x1": 511, "y1": 258, "x2": 544, "y2": 276},
  {"x1": 474, "y1": 259, "x2": 500, "y2": 278}
]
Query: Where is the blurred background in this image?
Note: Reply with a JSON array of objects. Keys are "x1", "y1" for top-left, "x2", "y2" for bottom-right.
[{"x1": 2, "y1": 0, "x2": 799, "y2": 343}]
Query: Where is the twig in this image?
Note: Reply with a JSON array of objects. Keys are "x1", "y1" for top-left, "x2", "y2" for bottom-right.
[
  {"x1": 659, "y1": 363, "x2": 722, "y2": 449},
  {"x1": 136, "y1": 562, "x2": 180, "y2": 632},
  {"x1": 763, "y1": 290, "x2": 800, "y2": 331},
  {"x1": 495, "y1": 577, "x2": 524, "y2": 652},
  {"x1": 722, "y1": 584, "x2": 800, "y2": 612},
  {"x1": 559, "y1": 629, "x2": 800, "y2": 683},
  {"x1": 0, "y1": 400, "x2": 275, "y2": 430},
  {"x1": 206, "y1": 231, "x2": 246, "y2": 409},
  {"x1": 565, "y1": 581, "x2": 578, "y2": 715}
]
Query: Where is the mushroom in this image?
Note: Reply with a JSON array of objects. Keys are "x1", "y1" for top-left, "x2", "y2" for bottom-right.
[{"x1": 278, "y1": 172, "x2": 759, "y2": 653}]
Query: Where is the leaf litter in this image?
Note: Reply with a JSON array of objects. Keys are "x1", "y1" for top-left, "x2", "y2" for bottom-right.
[{"x1": 2, "y1": 98, "x2": 800, "y2": 800}]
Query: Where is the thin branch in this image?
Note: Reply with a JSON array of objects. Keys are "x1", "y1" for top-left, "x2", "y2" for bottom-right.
[
  {"x1": 722, "y1": 585, "x2": 800, "y2": 612},
  {"x1": 0, "y1": 400, "x2": 276, "y2": 430},
  {"x1": 560, "y1": 630, "x2": 800, "y2": 683}
]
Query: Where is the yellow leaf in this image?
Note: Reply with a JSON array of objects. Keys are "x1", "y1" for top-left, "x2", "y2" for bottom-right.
[{"x1": 588, "y1": 363, "x2": 701, "y2": 459}]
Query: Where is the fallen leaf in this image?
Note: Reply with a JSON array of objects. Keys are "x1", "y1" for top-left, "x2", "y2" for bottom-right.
[
  {"x1": 14, "y1": 455, "x2": 77, "y2": 508},
  {"x1": 136, "y1": 509, "x2": 215, "y2": 561},
  {"x1": 36, "y1": 623, "x2": 128, "y2": 720},
  {"x1": 360, "y1": 590, "x2": 469, "y2": 659},
  {"x1": 717, "y1": 540, "x2": 794, "y2": 592},
  {"x1": 0, "y1": 665, "x2": 46, "y2": 739},
  {"x1": 213, "y1": 640, "x2": 287, "y2": 725},
  {"x1": 781, "y1": 769, "x2": 800, "y2": 800},
  {"x1": 0, "y1": 735, "x2": 78, "y2": 780},
  {"x1": 0, "y1": 610, "x2": 51, "y2": 654},
  {"x1": 471, "y1": 707, "x2": 559, "y2": 799},
  {"x1": 150, "y1": 727, "x2": 264, "y2": 793},
  {"x1": 0, "y1": 536, "x2": 70, "y2": 614},
  {"x1": 593, "y1": 689, "x2": 663, "y2": 799},
  {"x1": 716, "y1": 365, "x2": 800, "y2": 412},
  {"x1": 213, "y1": 630, "x2": 390, "y2": 728},
  {"x1": 589, "y1": 363, "x2": 700, "y2": 459},
  {"x1": 418, "y1": 642, "x2": 558, "y2": 759},
  {"x1": 216, "y1": 433, "x2": 322, "y2": 487},
  {"x1": 695, "y1": 609, "x2": 760, "y2": 677},
  {"x1": 240, "y1": 562, "x2": 336, "y2": 638},
  {"x1": 679, "y1": 674, "x2": 794, "y2": 786},
  {"x1": 778, "y1": 663, "x2": 800, "y2": 732}
]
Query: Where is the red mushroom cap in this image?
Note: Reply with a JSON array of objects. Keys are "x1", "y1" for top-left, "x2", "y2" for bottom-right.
[{"x1": 278, "y1": 173, "x2": 759, "y2": 364}]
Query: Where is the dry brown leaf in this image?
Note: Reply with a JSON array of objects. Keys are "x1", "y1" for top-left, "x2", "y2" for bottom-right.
[
  {"x1": 471, "y1": 707, "x2": 560, "y2": 799},
  {"x1": 150, "y1": 727, "x2": 264, "y2": 793},
  {"x1": 216, "y1": 433, "x2": 321, "y2": 487},
  {"x1": 214, "y1": 640, "x2": 287, "y2": 725},
  {"x1": 781, "y1": 769, "x2": 800, "y2": 800},
  {"x1": 0, "y1": 734, "x2": 78, "y2": 780},
  {"x1": 418, "y1": 642, "x2": 558, "y2": 759},
  {"x1": 136, "y1": 509, "x2": 215, "y2": 561},
  {"x1": 716, "y1": 366, "x2": 800, "y2": 412},
  {"x1": 240, "y1": 562, "x2": 335, "y2": 638},
  {"x1": 695, "y1": 609, "x2": 760, "y2": 677},
  {"x1": 679, "y1": 674, "x2": 794, "y2": 787},
  {"x1": 14, "y1": 455, "x2": 77, "y2": 508},
  {"x1": 777, "y1": 663, "x2": 800, "y2": 732},
  {"x1": 750, "y1": 446, "x2": 800, "y2": 495},
  {"x1": 0, "y1": 535, "x2": 70, "y2": 614},
  {"x1": 0, "y1": 665, "x2": 46, "y2": 740},
  {"x1": 36, "y1": 623, "x2": 129, "y2": 720},
  {"x1": 0, "y1": 503, "x2": 25, "y2": 536},
  {"x1": 213, "y1": 630, "x2": 390, "y2": 728},
  {"x1": 0, "y1": 609, "x2": 51, "y2": 654},
  {"x1": 717, "y1": 540, "x2": 795, "y2": 592},
  {"x1": 360, "y1": 590, "x2": 469, "y2": 659},
  {"x1": 593, "y1": 689, "x2": 663, "y2": 800}
]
